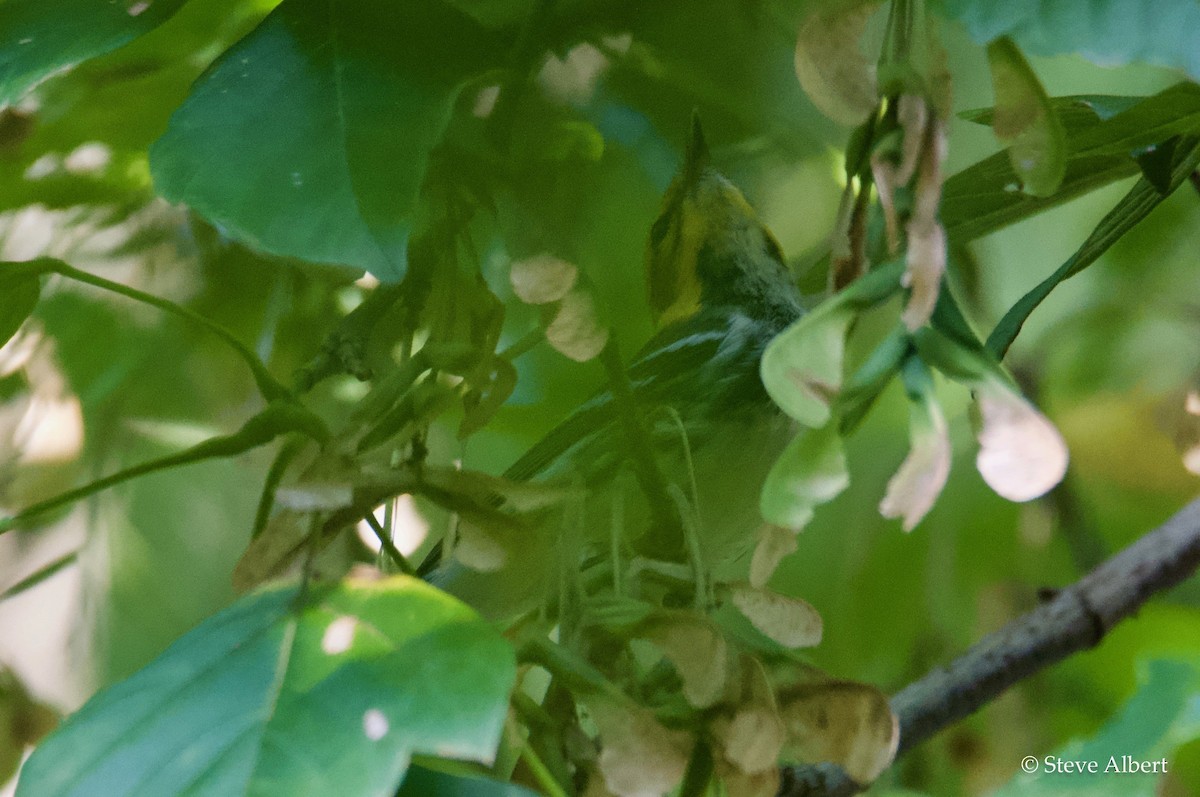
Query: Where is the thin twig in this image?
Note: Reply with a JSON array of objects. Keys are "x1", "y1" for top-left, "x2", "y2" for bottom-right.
[{"x1": 780, "y1": 495, "x2": 1200, "y2": 796}]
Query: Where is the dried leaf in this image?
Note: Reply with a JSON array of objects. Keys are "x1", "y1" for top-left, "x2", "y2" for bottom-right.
[
  {"x1": 749, "y1": 525, "x2": 799, "y2": 588},
  {"x1": 880, "y1": 396, "x2": 950, "y2": 531},
  {"x1": 716, "y1": 706, "x2": 785, "y2": 775},
  {"x1": 975, "y1": 380, "x2": 1069, "y2": 502},
  {"x1": 900, "y1": 221, "x2": 945, "y2": 331},
  {"x1": 453, "y1": 521, "x2": 508, "y2": 572},
  {"x1": 901, "y1": 117, "x2": 948, "y2": 331},
  {"x1": 894, "y1": 95, "x2": 929, "y2": 185},
  {"x1": 729, "y1": 584, "x2": 822, "y2": 649},
  {"x1": 779, "y1": 680, "x2": 898, "y2": 784},
  {"x1": 592, "y1": 701, "x2": 691, "y2": 797},
  {"x1": 713, "y1": 658, "x2": 784, "y2": 775},
  {"x1": 869, "y1": 156, "x2": 900, "y2": 255},
  {"x1": 794, "y1": 4, "x2": 880, "y2": 126},
  {"x1": 721, "y1": 768, "x2": 780, "y2": 797},
  {"x1": 645, "y1": 616, "x2": 730, "y2": 709},
  {"x1": 232, "y1": 510, "x2": 309, "y2": 592},
  {"x1": 510, "y1": 253, "x2": 578, "y2": 304},
  {"x1": 546, "y1": 289, "x2": 609, "y2": 363}
]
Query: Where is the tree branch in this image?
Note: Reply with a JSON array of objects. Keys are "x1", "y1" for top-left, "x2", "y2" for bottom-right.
[{"x1": 779, "y1": 495, "x2": 1200, "y2": 797}]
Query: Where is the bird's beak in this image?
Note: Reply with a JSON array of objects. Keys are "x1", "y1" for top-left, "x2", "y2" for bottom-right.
[{"x1": 682, "y1": 111, "x2": 710, "y2": 188}]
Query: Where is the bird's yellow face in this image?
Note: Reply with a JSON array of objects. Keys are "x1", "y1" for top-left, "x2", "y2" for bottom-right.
[{"x1": 645, "y1": 120, "x2": 792, "y2": 328}]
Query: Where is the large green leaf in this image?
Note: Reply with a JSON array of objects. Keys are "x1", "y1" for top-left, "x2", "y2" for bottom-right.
[
  {"x1": 150, "y1": 0, "x2": 504, "y2": 280},
  {"x1": 0, "y1": 0, "x2": 188, "y2": 104},
  {"x1": 991, "y1": 658, "x2": 1200, "y2": 796},
  {"x1": 943, "y1": 83, "x2": 1200, "y2": 243},
  {"x1": 938, "y1": 0, "x2": 1200, "y2": 80},
  {"x1": 15, "y1": 576, "x2": 516, "y2": 797}
]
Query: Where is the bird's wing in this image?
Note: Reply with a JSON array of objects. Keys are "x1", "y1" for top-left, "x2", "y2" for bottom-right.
[{"x1": 502, "y1": 312, "x2": 732, "y2": 482}]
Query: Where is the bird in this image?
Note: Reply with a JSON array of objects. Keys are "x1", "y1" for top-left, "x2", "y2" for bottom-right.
[{"x1": 432, "y1": 117, "x2": 804, "y2": 619}]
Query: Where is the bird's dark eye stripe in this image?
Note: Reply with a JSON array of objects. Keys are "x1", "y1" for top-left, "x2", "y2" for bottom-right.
[
  {"x1": 649, "y1": 212, "x2": 673, "y2": 247},
  {"x1": 763, "y1": 233, "x2": 785, "y2": 265}
]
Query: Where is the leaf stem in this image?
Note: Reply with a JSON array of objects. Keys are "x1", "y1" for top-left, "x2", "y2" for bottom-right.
[
  {"x1": 0, "y1": 550, "x2": 78, "y2": 602},
  {"x1": 518, "y1": 736, "x2": 569, "y2": 797},
  {"x1": 362, "y1": 509, "x2": 416, "y2": 575},
  {"x1": 46, "y1": 259, "x2": 291, "y2": 402},
  {"x1": 598, "y1": 340, "x2": 685, "y2": 557}
]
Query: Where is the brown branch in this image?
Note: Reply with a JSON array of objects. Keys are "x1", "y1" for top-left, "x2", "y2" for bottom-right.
[{"x1": 779, "y1": 495, "x2": 1200, "y2": 797}]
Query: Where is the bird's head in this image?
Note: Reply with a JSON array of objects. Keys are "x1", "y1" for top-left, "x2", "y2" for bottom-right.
[{"x1": 645, "y1": 117, "x2": 797, "y2": 328}]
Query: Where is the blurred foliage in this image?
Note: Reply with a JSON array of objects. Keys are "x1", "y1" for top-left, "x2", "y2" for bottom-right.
[{"x1": 0, "y1": 0, "x2": 1198, "y2": 796}]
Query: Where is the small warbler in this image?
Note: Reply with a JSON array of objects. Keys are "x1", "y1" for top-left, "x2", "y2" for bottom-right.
[{"x1": 437, "y1": 119, "x2": 803, "y2": 615}]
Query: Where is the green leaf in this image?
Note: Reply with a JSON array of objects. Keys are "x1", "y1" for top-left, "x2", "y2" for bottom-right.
[
  {"x1": 15, "y1": 576, "x2": 517, "y2": 797},
  {"x1": 986, "y1": 136, "x2": 1200, "y2": 359},
  {"x1": 941, "y1": 150, "x2": 1138, "y2": 244},
  {"x1": 0, "y1": 265, "x2": 42, "y2": 346},
  {"x1": 397, "y1": 764, "x2": 542, "y2": 796},
  {"x1": 990, "y1": 658, "x2": 1200, "y2": 796},
  {"x1": 150, "y1": 0, "x2": 503, "y2": 280},
  {"x1": 986, "y1": 38, "x2": 1065, "y2": 197},
  {"x1": 940, "y1": 0, "x2": 1200, "y2": 80},
  {"x1": 761, "y1": 262, "x2": 904, "y2": 428},
  {"x1": 761, "y1": 304, "x2": 855, "y2": 429},
  {"x1": 1067, "y1": 83, "x2": 1200, "y2": 159},
  {"x1": 960, "y1": 94, "x2": 1143, "y2": 131},
  {"x1": 943, "y1": 83, "x2": 1200, "y2": 243},
  {"x1": 0, "y1": 0, "x2": 187, "y2": 104},
  {"x1": 760, "y1": 422, "x2": 849, "y2": 531}
]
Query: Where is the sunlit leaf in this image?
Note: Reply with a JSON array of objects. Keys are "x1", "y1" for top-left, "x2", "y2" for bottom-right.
[
  {"x1": 760, "y1": 422, "x2": 849, "y2": 532},
  {"x1": 761, "y1": 306, "x2": 854, "y2": 428},
  {"x1": 779, "y1": 680, "x2": 898, "y2": 784},
  {"x1": 150, "y1": 0, "x2": 502, "y2": 279},
  {"x1": 793, "y1": 3, "x2": 879, "y2": 126},
  {"x1": 16, "y1": 577, "x2": 516, "y2": 797},
  {"x1": 764, "y1": 262, "x2": 904, "y2": 428}
]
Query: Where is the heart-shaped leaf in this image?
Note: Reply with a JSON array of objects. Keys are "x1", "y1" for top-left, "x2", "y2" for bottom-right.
[{"x1": 16, "y1": 576, "x2": 516, "y2": 797}]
